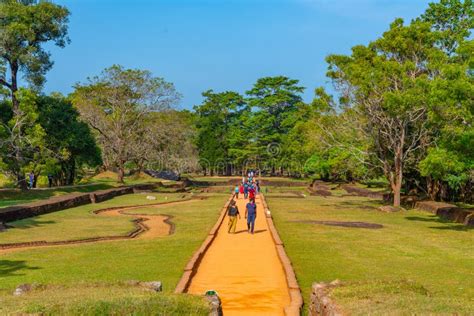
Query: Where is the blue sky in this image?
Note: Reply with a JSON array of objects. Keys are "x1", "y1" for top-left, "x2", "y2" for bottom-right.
[{"x1": 44, "y1": 0, "x2": 432, "y2": 109}]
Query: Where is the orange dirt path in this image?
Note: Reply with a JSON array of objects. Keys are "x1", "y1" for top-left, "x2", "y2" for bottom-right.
[
  {"x1": 99, "y1": 209, "x2": 170, "y2": 239},
  {"x1": 188, "y1": 195, "x2": 290, "y2": 315}
]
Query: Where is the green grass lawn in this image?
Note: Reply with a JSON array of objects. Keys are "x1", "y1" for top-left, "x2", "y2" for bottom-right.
[
  {"x1": 0, "y1": 193, "x2": 191, "y2": 244},
  {"x1": 0, "y1": 283, "x2": 209, "y2": 315},
  {"x1": 0, "y1": 171, "x2": 167, "y2": 208},
  {"x1": 0, "y1": 192, "x2": 228, "y2": 294},
  {"x1": 267, "y1": 192, "x2": 474, "y2": 314}
]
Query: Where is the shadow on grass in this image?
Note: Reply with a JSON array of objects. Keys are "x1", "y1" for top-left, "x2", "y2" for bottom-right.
[
  {"x1": 429, "y1": 225, "x2": 472, "y2": 231},
  {"x1": 11, "y1": 219, "x2": 57, "y2": 229},
  {"x1": 405, "y1": 216, "x2": 441, "y2": 222},
  {"x1": 0, "y1": 260, "x2": 41, "y2": 277},
  {"x1": 333, "y1": 200, "x2": 380, "y2": 210},
  {"x1": 406, "y1": 216, "x2": 472, "y2": 231}
]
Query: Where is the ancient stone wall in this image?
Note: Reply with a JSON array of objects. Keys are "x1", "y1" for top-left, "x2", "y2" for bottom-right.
[{"x1": 0, "y1": 183, "x2": 163, "y2": 223}]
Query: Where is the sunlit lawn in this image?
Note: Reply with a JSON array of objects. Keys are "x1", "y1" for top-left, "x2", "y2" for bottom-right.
[
  {"x1": 0, "y1": 193, "x2": 191, "y2": 244},
  {"x1": 0, "y1": 284, "x2": 209, "y2": 315},
  {"x1": 268, "y1": 192, "x2": 474, "y2": 314},
  {"x1": 0, "y1": 193, "x2": 229, "y2": 293}
]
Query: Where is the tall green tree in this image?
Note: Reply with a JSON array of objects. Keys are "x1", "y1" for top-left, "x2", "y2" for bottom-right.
[
  {"x1": 327, "y1": 19, "x2": 440, "y2": 207},
  {"x1": 37, "y1": 94, "x2": 101, "y2": 185},
  {"x1": 325, "y1": 0, "x2": 473, "y2": 206},
  {"x1": 0, "y1": 0, "x2": 69, "y2": 188},
  {"x1": 72, "y1": 65, "x2": 180, "y2": 183},
  {"x1": 420, "y1": 0, "x2": 473, "y2": 54},
  {"x1": 246, "y1": 76, "x2": 305, "y2": 175},
  {"x1": 194, "y1": 90, "x2": 246, "y2": 176},
  {"x1": 0, "y1": 89, "x2": 45, "y2": 187}
]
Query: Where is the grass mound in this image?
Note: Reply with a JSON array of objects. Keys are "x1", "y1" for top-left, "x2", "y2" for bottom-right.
[
  {"x1": 90, "y1": 171, "x2": 119, "y2": 181},
  {"x1": 129, "y1": 171, "x2": 155, "y2": 181},
  {"x1": 0, "y1": 283, "x2": 209, "y2": 315},
  {"x1": 332, "y1": 279, "x2": 469, "y2": 314}
]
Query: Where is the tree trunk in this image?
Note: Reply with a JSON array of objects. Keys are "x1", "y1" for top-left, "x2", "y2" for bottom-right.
[
  {"x1": 391, "y1": 153, "x2": 403, "y2": 208},
  {"x1": 67, "y1": 159, "x2": 76, "y2": 185},
  {"x1": 118, "y1": 162, "x2": 125, "y2": 184},
  {"x1": 17, "y1": 173, "x2": 27, "y2": 191},
  {"x1": 10, "y1": 61, "x2": 19, "y2": 114},
  {"x1": 392, "y1": 181, "x2": 402, "y2": 207}
]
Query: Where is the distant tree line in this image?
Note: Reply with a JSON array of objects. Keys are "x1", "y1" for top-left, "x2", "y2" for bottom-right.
[
  {"x1": 0, "y1": 0, "x2": 197, "y2": 187},
  {"x1": 0, "y1": 0, "x2": 472, "y2": 208},
  {"x1": 193, "y1": 0, "x2": 473, "y2": 206}
]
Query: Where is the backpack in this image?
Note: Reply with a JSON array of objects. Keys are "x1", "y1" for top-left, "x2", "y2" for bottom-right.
[{"x1": 228, "y1": 206, "x2": 239, "y2": 216}]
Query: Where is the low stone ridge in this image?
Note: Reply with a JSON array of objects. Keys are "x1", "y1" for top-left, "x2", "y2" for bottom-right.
[
  {"x1": 379, "y1": 205, "x2": 403, "y2": 213},
  {"x1": 13, "y1": 283, "x2": 43, "y2": 296},
  {"x1": 145, "y1": 169, "x2": 181, "y2": 181},
  {"x1": 415, "y1": 200, "x2": 456, "y2": 213},
  {"x1": 291, "y1": 220, "x2": 383, "y2": 229},
  {"x1": 0, "y1": 193, "x2": 91, "y2": 222},
  {"x1": 309, "y1": 281, "x2": 343, "y2": 316},
  {"x1": 341, "y1": 184, "x2": 384, "y2": 199},
  {"x1": 0, "y1": 183, "x2": 164, "y2": 223},
  {"x1": 263, "y1": 180, "x2": 309, "y2": 187},
  {"x1": 415, "y1": 201, "x2": 474, "y2": 227},
  {"x1": 205, "y1": 294, "x2": 223, "y2": 316},
  {"x1": 140, "y1": 281, "x2": 163, "y2": 292},
  {"x1": 308, "y1": 180, "x2": 332, "y2": 197},
  {"x1": 90, "y1": 187, "x2": 134, "y2": 203},
  {"x1": 133, "y1": 183, "x2": 163, "y2": 191}
]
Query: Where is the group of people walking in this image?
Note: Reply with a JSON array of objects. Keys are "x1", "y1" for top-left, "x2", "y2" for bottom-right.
[{"x1": 227, "y1": 175, "x2": 260, "y2": 234}]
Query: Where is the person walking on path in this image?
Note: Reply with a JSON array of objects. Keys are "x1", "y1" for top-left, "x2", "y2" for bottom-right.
[
  {"x1": 28, "y1": 171, "x2": 35, "y2": 189},
  {"x1": 48, "y1": 174, "x2": 54, "y2": 188},
  {"x1": 234, "y1": 185, "x2": 240, "y2": 199},
  {"x1": 244, "y1": 183, "x2": 249, "y2": 199},
  {"x1": 239, "y1": 184, "x2": 244, "y2": 198},
  {"x1": 245, "y1": 198, "x2": 257, "y2": 234},
  {"x1": 248, "y1": 185, "x2": 255, "y2": 201},
  {"x1": 227, "y1": 200, "x2": 240, "y2": 234}
]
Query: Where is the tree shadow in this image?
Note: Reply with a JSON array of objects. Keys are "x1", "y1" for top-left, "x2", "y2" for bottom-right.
[
  {"x1": 10, "y1": 219, "x2": 57, "y2": 229},
  {"x1": 0, "y1": 260, "x2": 41, "y2": 277},
  {"x1": 405, "y1": 216, "x2": 472, "y2": 231},
  {"x1": 333, "y1": 200, "x2": 380, "y2": 210},
  {"x1": 429, "y1": 225, "x2": 472, "y2": 231},
  {"x1": 233, "y1": 229, "x2": 267, "y2": 234},
  {"x1": 405, "y1": 216, "x2": 440, "y2": 222}
]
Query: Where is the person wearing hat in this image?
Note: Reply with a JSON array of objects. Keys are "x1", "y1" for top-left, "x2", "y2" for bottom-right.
[{"x1": 227, "y1": 200, "x2": 240, "y2": 234}]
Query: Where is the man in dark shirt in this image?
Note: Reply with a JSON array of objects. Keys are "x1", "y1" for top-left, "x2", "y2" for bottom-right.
[{"x1": 245, "y1": 198, "x2": 257, "y2": 234}]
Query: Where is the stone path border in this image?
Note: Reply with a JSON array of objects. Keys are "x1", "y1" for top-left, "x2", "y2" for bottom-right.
[
  {"x1": 260, "y1": 193, "x2": 304, "y2": 315},
  {"x1": 174, "y1": 194, "x2": 235, "y2": 294},
  {"x1": 175, "y1": 192, "x2": 303, "y2": 315}
]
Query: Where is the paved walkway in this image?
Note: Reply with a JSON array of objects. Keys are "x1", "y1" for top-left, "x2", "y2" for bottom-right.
[{"x1": 188, "y1": 195, "x2": 290, "y2": 315}]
